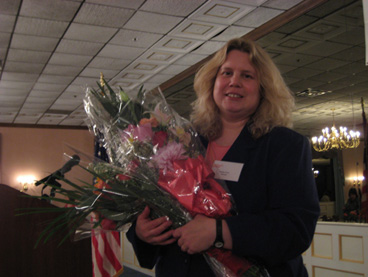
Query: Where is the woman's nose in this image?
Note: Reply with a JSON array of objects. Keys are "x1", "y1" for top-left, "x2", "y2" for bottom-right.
[{"x1": 229, "y1": 74, "x2": 241, "y2": 87}]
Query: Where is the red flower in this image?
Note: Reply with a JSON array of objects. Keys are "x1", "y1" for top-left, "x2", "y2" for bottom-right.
[
  {"x1": 116, "y1": 174, "x2": 131, "y2": 181},
  {"x1": 153, "y1": 131, "x2": 168, "y2": 148}
]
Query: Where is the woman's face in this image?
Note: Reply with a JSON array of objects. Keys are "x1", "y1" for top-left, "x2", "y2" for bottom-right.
[{"x1": 213, "y1": 50, "x2": 261, "y2": 122}]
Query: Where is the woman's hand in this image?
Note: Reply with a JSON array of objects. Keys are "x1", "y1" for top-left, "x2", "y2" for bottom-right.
[
  {"x1": 135, "y1": 206, "x2": 177, "y2": 245},
  {"x1": 173, "y1": 214, "x2": 216, "y2": 254}
]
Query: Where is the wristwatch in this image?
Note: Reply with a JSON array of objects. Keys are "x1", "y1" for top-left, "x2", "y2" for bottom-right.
[{"x1": 214, "y1": 218, "x2": 224, "y2": 248}]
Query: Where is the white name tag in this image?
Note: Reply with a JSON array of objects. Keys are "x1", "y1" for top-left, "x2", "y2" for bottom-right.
[{"x1": 212, "y1": 160, "x2": 244, "y2": 182}]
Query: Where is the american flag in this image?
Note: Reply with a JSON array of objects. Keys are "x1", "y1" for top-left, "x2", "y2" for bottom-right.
[{"x1": 92, "y1": 139, "x2": 124, "y2": 277}]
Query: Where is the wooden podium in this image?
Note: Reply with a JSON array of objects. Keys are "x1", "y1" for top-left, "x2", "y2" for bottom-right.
[{"x1": 0, "y1": 184, "x2": 92, "y2": 277}]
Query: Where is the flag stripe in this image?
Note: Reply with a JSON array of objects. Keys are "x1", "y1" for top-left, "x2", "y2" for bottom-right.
[
  {"x1": 101, "y1": 231, "x2": 122, "y2": 272},
  {"x1": 92, "y1": 232, "x2": 111, "y2": 277}
]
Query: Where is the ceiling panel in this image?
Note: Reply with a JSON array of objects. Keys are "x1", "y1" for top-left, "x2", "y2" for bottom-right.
[{"x1": 0, "y1": 0, "x2": 366, "y2": 142}]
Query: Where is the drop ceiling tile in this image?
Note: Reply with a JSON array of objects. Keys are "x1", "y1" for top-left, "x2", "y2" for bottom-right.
[
  {"x1": 293, "y1": 20, "x2": 350, "y2": 41},
  {"x1": 211, "y1": 25, "x2": 253, "y2": 41},
  {"x1": 56, "y1": 39, "x2": 104, "y2": 56},
  {"x1": 59, "y1": 118, "x2": 85, "y2": 126},
  {"x1": 88, "y1": 57, "x2": 130, "y2": 70},
  {"x1": 10, "y1": 34, "x2": 59, "y2": 51},
  {"x1": 0, "y1": 48, "x2": 6, "y2": 60},
  {"x1": 123, "y1": 62, "x2": 167, "y2": 76},
  {"x1": 86, "y1": 0, "x2": 144, "y2": 9},
  {"x1": 189, "y1": 0, "x2": 255, "y2": 25},
  {"x1": 80, "y1": 67, "x2": 119, "y2": 79},
  {"x1": 124, "y1": 11, "x2": 184, "y2": 34},
  {"x1": 98, "y1": 44, "x2": 145, "y2": 59},
  {"x1": 0, "y1": 87, "x2": 29, "y2": 96},
  {"x1": 49, "y1": 103, "x2": 80, "y2": 112},
  {"x1": 110, "y1": 29, "x2": 163, "y2": 48},
  {"x1": 302, "y1": 41, "x2": 350, "y2": 57},
  {"x1": 14, "y1": 116, "x2": 41, "y2": 124},
  {"x1": 227, "y1": 0, "x2": 267, "y2": 6},
  {"x1": 235, "y1": 7, "x2": 283, "y2": 28},
  {"x1": 0, "y1": 80, "x2": 34, "y2": 90},
  {"x1": 276, "y1": 15, "x2": 319, "y2": 35},
  {"x1": 147, "y1": 73, "x2": 175, "y2": 84},
  {"x1": 64, "y1": 84, "x2": 86, "y2": 94},
  {"x1": 33, "y1": 82, "x2": 67, "y2": 92},
  {"x1": 22, "y1": 102, "x2": 51, "y2": 110},
  {"x1": 59, "y1": 91, "x2": 84, "y2": 101},
  {"x1": 309, "y1": 71, "x2": 346, "y2": 83},
  {"x1": 0, "y1": 0, "x2": 21, "y2": 15},
  {"x1": 262, "y1": 0, "x2": 303, "y2": 10},
  {"x1": 331, "y1": 46, "x2": 365, "y2": 62},
  {"x1": 19, "y1": 0, "x2": 81, "y2": 21},
  {"x1": 38, "y1": 114, "x2": 67, "y2": 125},
  {"x1": 273, "y1": 52, "x2": 321, "y2": 67},
  {"x1": 0, "y1": 14, "x2": 16, "y2": 32},
  {"x1": 140, "y1": 0, "x2": 205, "y2": 16},
  {"x1": 14, "y1": 17, "x2": 69, "y2": 38},
  {"x1": 328, "y1": 27, "x2": 365, "y2": 45},
  {"x1": 48, "y1": 53, "x2": 92, "y2": 67},
  {"x1": 284, "y1": 67, "x2": 323, "y2": 79},
  {"x1": 191, "y1": 40, "x2": 225, "y2": 55},
  {"x1": 305, "y1": 57, "x2": 349, "y2": 71},
  {"x1": 37, "y1": 74, "x2": 74, "y2": 84},
  {"x1": 324, "y1": 1, "x2": 363, "y2": 26},
  {"x1": 330, "y1": 60, "x2": 366, "y2": 75},
  {"x1": 29, "y1": 89, "x2": 60, "y2": 98},
  {"x1": 4, "y1": 61, "x2": 45, "y2": 73},
  {"x1": 0, "y1": 32, "x2": 11, "y2": 48},
  {"x1": 64, "y1": 23, "x2": 117, "y2": 43},
  {"x1": 26, "y1": 96, "x2": 54, "y2": 104},
  {"x1": 0, "y1": 113, "x2": 16, "y2": 123},
  {"x1": 160, "y1": 64, "x2": 189, "y2": 75},
  {"x1": 138, "y1": 49, "x2": 184, "y2": 64},
  {"x1": 74, "y1": 3, "x2": 134, "y2": 28},
  {"x1": 7, "y1": 49, "x2": 51, "y2": 63},
  {"x1": 0, "y1": 94, "x2": 26, "y2": 102},
  {"x1": 0, "y1": 100, "x2": 22, "y2": 108},
  {"x1": 169, "y1": 19, "x2": 227, "y2": 40},
  {"x1": 152, "y1": 36, "x2": 205, "y2": 53},
  {"x1": 276, "y1": 64, "x2": 297, "y2": 74},
  {"x1": 288, "y1": 79, "x2": 325, "y2": 93},
  {"x1": 174, "y1": 53, "x2": 207, "y2": 66},
  {"x1": 43, "y1": 64, "x2": 83, "y2": 76},
  {"x1": 1, "y1": 72, "x2": 39, "y2": 82},
  {"x1": 72, "y1": 76, "x2": 99, "y2": 87}
]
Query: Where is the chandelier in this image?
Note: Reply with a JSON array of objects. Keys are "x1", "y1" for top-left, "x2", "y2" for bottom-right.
[{"x1": 311, "y1": 109, "x2": 360, "y2": 152}]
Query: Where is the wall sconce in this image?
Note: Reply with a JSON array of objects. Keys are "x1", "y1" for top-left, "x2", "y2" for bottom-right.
[
  {"x1": 312, "y1": 168, "x2": 319, "y2": 178},
  {"x1": 352, "y1": 176, "x2": 365, "y2": 186},
  {"x1": 17, "y1": 175, "x2": 36, "y2": 193}
]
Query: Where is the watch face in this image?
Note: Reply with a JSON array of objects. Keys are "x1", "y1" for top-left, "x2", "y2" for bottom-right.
[{"x1": 214, "y1": 241, "x2": 224, "y2": 248}]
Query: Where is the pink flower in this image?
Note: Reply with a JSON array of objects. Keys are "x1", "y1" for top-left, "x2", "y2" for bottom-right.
[
  {"x1": 152, "y1": 142, "x2": 188, "y2": 173},
  {"x1": 122, "y1": 123, "x2": 153, "y2": 142}
]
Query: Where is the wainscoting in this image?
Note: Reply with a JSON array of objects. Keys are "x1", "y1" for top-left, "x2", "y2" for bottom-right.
[
  {"x1": 120, "y1": 221, "x2": 368, "y2": 277},
  {"x1": 303, "y1": 222, "x2": 368, "y2": 277}
]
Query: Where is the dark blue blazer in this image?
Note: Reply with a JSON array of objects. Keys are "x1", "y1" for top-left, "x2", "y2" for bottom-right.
[{"x1": 127, "y1": 125, "x2": 320, "y2": 276}]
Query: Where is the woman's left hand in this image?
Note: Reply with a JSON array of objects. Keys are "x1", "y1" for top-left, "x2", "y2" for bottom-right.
[{"x1": 173, "y1": 214, "x2": 215, "y2": 254}]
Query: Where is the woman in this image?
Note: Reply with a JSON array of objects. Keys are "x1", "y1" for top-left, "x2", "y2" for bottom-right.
[{"x1": 127, "y1": 38, "x2": 320, "y2": 276}]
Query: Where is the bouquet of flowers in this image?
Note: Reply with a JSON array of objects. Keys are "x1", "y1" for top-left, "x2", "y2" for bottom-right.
[{"x1": 30, "y1": 75, "x2": 268, "y2": 276}]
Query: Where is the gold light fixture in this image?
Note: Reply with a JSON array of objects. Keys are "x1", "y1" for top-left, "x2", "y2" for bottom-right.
[{"x1": 311, "y1": 108, "x2": 360, "y2": 152}]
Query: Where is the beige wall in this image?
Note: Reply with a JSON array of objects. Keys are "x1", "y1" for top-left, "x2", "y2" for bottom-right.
[{"x1": 0, "y1": 126, "x2": 95, "y2": 196}]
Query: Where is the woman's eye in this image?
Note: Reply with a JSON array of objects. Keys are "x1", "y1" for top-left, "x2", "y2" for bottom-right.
[{"x1": 222, "y1": 71, "x2": 232, "y2": 76}]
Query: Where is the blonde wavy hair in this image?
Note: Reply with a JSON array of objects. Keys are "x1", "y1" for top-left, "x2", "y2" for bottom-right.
[{"x1": 191, "y1": 37, "x2": 294, "y2": 140}]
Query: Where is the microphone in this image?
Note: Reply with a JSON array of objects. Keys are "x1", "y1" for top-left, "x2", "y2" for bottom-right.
[
  {"x1": 59, "y1": 154, "x2": 80, "y2": 175},
  {"x1": 35, "y1": 154, "x2": 80, "y2": 186}
]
